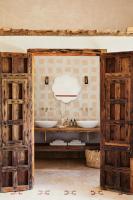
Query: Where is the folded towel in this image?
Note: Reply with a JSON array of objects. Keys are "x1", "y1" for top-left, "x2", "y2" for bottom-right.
[
  {"x1": 68, "y1": 143, "x2": 86, "y2": 146},
  {"x1": 50, "y1": 139, "x2": 67, "y2": 146},
  {"x1": 50, "y1": 143, "x2": 67, "y2": 146},
  {"x1": 69, "y1": 141, "x2": 82, "y2": 144},
  {"x1": 52, "y1": 140, "x2": 65, "y2": 143},
  {"x1": 51, "y1": 142, "x2": 66, "y2": 144},
  {"x1": 68, "y1": 140, "x2": 86, "y2": 146},
  {"x1": 69, "y1": 140, "x2": 82, "y2": 143}
]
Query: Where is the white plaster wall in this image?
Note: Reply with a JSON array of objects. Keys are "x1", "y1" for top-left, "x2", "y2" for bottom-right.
[
  {"x1": 0, "y1": 0, "x2": 133, "y2": 31},
  {"x1": 0, "y1": 36, "x2": 133, "y2": 53}
]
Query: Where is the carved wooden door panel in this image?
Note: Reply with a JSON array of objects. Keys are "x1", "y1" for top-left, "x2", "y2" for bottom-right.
[
  {"x1": 0, "y1": 53, "x2": 33, "y2": 192},
  {"x1": 100, "y1": 52, "x2": 133, "y2": 193}
]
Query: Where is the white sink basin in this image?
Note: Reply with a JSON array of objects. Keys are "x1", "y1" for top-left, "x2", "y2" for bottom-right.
[
  {"x1": 77, "y1": 120, "x2": 99, "y2": 128},
  {"x1": 35, "y1": 120, "x2": 58, "y2": 128}
]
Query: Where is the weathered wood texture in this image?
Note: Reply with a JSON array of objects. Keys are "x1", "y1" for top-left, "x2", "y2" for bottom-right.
[
  {"x1": 0, "y1": 28, "x2": 133, "y2": 36},
  {"x1": 0, "y1": 53, "x2": 33, "y2": 192},
  {"x1": 28, "y1": 48, "x2": 106, "y2": 56},
  {"x1": 100, "y1": 52, "x2": 133, "y2": 193}
]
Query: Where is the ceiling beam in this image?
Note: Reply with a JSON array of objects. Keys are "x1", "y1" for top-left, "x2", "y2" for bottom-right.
[{"x1": 0, "y1": 28, "x2": 133, "y2": 36}]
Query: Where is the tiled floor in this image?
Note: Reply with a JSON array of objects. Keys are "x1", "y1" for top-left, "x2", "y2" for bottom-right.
[{"x1": 0, "y1": 159, "x2": 132, "y2": 200}]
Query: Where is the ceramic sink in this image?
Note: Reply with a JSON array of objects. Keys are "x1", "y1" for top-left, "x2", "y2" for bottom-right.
[
  {"x1": 35, "y1": 120, "x2": 58, "y2": 128},
  {"x1": 77, "y1": 120, "x2": 99, "y2": 128}
]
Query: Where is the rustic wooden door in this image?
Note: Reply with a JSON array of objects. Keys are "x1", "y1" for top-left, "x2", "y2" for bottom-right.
[
  {"x1": 0, "y1": 52, "x2": 33, "y2": 192},
  {"x1": 100, "y1": 52, "x2": 133, "y2": 193}
]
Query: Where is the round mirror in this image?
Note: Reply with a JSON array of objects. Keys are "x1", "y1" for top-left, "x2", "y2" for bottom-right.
[{"x1": 52, "y1": 74, "x2": 81, "y2": 103}]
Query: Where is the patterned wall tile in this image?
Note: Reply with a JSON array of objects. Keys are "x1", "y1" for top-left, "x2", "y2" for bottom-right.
[
  {"x1": 39, "y1": 58, "x2": 45, "y2": 64},
  {"x1": 56, "y1": 58, "x2": 63, "y2": 64},
  {"x1": 34, "y1": 56, "x2": 100, "y2": 122},
  {"x1": 91, "y1": 67, "x2": 97, "y2": 72}
]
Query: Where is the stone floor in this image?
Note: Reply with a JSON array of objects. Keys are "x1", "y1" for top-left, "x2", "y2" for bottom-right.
[
  {"x1": 35, "y1": 158, "x2": 87, "y2": 170},
  {"x1": 0, "y1": 159, "x2": 132, "y2": 200}
]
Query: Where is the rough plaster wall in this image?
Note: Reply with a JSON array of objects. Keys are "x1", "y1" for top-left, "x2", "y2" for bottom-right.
[{"x1": 0, "y1": 0, "x2": 133, "y2": 31}]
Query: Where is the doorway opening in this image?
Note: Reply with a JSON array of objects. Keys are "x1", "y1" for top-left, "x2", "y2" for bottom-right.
[{"x1": 28, "y1": 49, "x2": 105, "y2": 183}]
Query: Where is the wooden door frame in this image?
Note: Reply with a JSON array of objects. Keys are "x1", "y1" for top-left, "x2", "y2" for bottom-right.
[
  {"x1": 28, "y1": 48, "x2": 107, "y2": 177},
  {"x1": 28, "y1": 48, "x2": 107, "y2": 57}
]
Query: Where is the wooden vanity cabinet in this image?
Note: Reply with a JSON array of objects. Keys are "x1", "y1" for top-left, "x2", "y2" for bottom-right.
[
  {"x1": 100, "y1": 52, "x2": 133, "y2": 193},
  {"x1": 34, "y1": 127, "x2": 100, "y2": 149},
  {"x1": 0, "y1": 53, "x2": 33, "y2": 192}
]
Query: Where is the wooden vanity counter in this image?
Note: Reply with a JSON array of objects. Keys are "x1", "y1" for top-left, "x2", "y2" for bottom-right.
[
  {"x1": 34, "y1": 127, "x2": 100, "y2": 153},
  {"x1": 34, "y1": 126, "x2": 100, "y2": 133}
]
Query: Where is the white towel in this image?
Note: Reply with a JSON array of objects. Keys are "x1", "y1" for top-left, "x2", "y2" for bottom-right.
[
  {"x1": 68, "y1": 143, "x2": 86, "y2": 146},
  {"x1": 68, "y1": 140, "x2": 85, "y2": 146},
  {"x1": 50, "y1": 140, "x2": 67, "y2": 146},
  {"x1": 50, "y1": 143, "x2": 67, "y2": 146}
]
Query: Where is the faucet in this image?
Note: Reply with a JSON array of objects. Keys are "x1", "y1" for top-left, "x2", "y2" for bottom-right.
[{"x1": 40, "y1": 107, "x2": 48, "y2": 112}]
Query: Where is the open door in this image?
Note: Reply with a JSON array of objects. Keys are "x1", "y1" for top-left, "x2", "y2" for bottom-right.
[
  {"x1": 100, "y1": 51, "x2": 133, "y2": 193},
  {"x1": 0, "y1": 52, "x2": 33, "y2": 192}
]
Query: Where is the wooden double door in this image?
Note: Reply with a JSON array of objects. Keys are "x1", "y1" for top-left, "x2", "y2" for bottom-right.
[
  {"x1": 0, "y1": 50, "x2": 133, "y2": 193},
  {"x1": 100, "y1": 51, "x2": 133, "y2": 193},
  {"x1": 0, "y1": 53, "x2": 33, "y2": 192}
]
